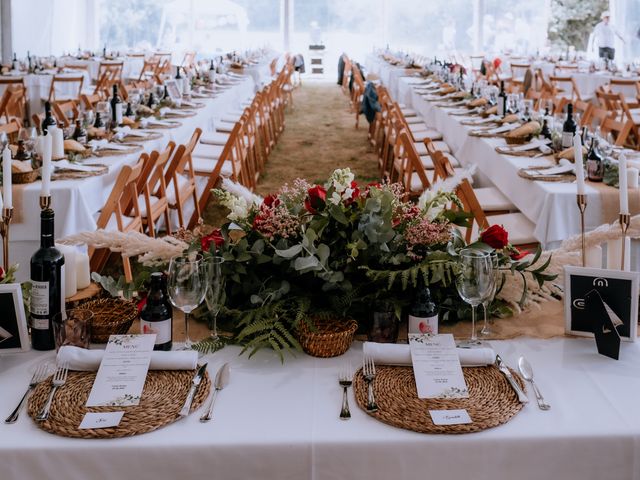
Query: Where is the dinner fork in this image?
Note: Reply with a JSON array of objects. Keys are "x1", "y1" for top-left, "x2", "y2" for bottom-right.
[
  {"x1": 338, "y1": 363, "x2": 352, "y2": 420},
  {"x1": 5, "y1": 364, "x2": 50, "y2": 424},
  {"x1": 36, "y1": 362, "x2": 69, "y2": 422},
  {"x1": 362, "y1": 356, "x2": 378, "y2": 412}
]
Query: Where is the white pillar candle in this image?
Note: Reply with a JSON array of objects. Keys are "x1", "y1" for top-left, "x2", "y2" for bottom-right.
[
  {"x1": 628, "y1": 168, "x2": 639, "y2": 189},
  {"x1": 76, "y1": 252, "x2": 91, "y2": 290},
  {"x1": 606, "y1": 238, "x2": 631, "y2": 271},
  {"x1": 585, "y1": 245, "x2": 603, "y2": 268},
  {"x1": 56, "y1": 244, "x2": 77, "y2": 298},
  {"x1": 41, "y1": 134, "x2": 52, "y2": 197},
  {"x1": 49, "y1": 126, "x2": 64, "y2": 160},
  {"x1": 2, "y1": 147, "x2": 11, "y2": 209},
  {"x1": 619, "y1": 153, "x2": 629, "y2": 215},
  {"x1": 573, "y1": 133, "x2": 585, "y2": 195}
]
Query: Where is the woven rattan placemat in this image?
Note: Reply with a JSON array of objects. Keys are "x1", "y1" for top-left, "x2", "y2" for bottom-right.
[
  {"x1": 518, "y1": 166, "x2": 574, "y2": 182},
  {"x1": 27, "y1": 369, "x2": 211, "y2": 438},
  {"x1": 52, "y1": 164, "x2": 108, "y2": 181},
  {"x1": 353, "y1": 365, "x2": 525, "y2": 434}
]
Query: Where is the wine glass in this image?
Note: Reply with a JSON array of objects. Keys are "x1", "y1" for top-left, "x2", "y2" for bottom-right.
[
  {"x1": 167, "y1": 254, "x2": 207, "y2": 350},
  {"x1": 455, "y1": 249, "x2": 494, "y2": 347},
  {"x1": 96, "y1": 101, "x2": 111, "y2": 130},
  {"x1": 204, "y1": 256, "x2": 225, "y2": 341},
  {"x1": 480, "y1": 252, "x2": 500, "y2": 337}
]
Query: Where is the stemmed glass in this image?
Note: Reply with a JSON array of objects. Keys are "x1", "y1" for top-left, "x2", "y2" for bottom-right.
[
  {"x1": 204, "y1": 256, "x2": 225, "y2": 341},
  {"x1": 455, "y1": 249, "x2": 494, "y2": 347},
  {"x1": 480, "y1": 252, "x2": 500, "y2": 337},
  {"x1": 167, "y1": 254, "x2": 207, "y2": 350}
]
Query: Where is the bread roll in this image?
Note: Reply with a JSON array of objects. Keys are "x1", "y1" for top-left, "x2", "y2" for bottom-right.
[
  {"x1": 557, "y1": 146, "x2": 587, "y2": 160},
  {"x1": 122, "y1": 117, "x2": 136, "y2": 127},
  {"x1": 500, "y1": 114, "x2": 520, "y2": 124},
  {"x1": 506, "y1": 121, "x2": 541, "y2": 138},
  {"x1": 469, "y1": 98, "x2": 488, "y2": 108},
  {"x1": 11, "y1": 160, "x2": 32, "y2": 173},
  {"x1": 64, "y1": 139, "x2": 86, "y2": 153}
]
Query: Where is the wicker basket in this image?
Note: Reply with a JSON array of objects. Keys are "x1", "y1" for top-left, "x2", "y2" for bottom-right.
[
  {"x1": 13, "y1": 170, "x2": 38, "y2": 184},
  {"x1": 76, "y1": 298, "x2": 138, "y2": 343},
  {"x1": 298, "y1": 317, "x2": 358, "y2": 358},
  {"x1": 504, "y1": 134, "x2": 532, "y2": 145}
]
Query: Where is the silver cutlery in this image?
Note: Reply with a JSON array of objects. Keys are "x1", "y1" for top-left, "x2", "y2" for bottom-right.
[
  {"x1": 36, "y1": 362, "x2": 69, "y2": 421},
  {"x1": 338, "y1": 363, "x2": 352, "y2": 420},
  {"x1": 5, "y1": 364, "x2": 50, "y2": 424},
  {"x1": 362, "y1": 356, "x2": 378, "y2": 412},
  {"x1": 200, "y1": 362, "x2": 230, "y2": 422},
  {"x1": 179, "y1": 363, "x2": 208, "y2": 417},
  {"x1": 518, "y1": 356, "x2": 551, "y2": 411},
  {"x1": 495, "y1": 355, "x2": 529, "y2": 404}
]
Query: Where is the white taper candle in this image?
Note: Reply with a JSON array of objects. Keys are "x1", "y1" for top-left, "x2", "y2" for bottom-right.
[
  {"x1": 619, "y1": 153, "x2": 629, "y2": 215},
  {"x1": 2, "y1": 147, "x2": 11, "y2": 209},
  {"x1": 573, "y1": 133, "x2": 585, "y2": 195}
]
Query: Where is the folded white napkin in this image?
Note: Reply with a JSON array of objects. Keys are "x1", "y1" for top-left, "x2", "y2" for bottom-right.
[
  {"x1": 140, "y1": 118, "x2": 174, "y2": 128},
  {"x1": 87, "y1": 140, "x2": 130, "y2": 151},
  {"x1": 53, "y1": 160, "x2": 104, "y2": 172},
  {"x1": 504, "y1": 139, "x2": 552, "y2": 153},
  {"x1": 57, "y1": 345, "x2": 198, "y2": 371},
  {"x1": 488, "y1": 123, "x2": 519, "y2": 134},
  {"x1": 114, "y1": 126, "x2": 147, "y2": 138},
  {"x1": 363, "y1": 341, "x2": 496, "y2": 367}
]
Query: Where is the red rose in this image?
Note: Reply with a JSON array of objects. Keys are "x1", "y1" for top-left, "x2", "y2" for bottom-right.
[
  {"x1": 345, "y1": 181, "x2": 360, "y2": 205},
  {"x1": 0, "y1": 266, "x2": 4, "y2": 281},
  {"x1": 262, "y1": 194, "x2": 279, "y2": 208},
  {"x1": 201, "y1": 228, "x2": 224, "y2": 252},
  {"x1": 304, "y1": 185, "x2": 326, "y2": 214},
  {"x1": 480, "y1": 225, "x2": 509, "y2": 249},
  {"x1": 493, "y1": 57, "x2": 502, "y2": 70}
]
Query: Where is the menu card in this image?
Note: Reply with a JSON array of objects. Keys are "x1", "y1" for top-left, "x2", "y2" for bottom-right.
[
  {"x1": 409, "y1": 334, "x2": 469, "y2": 399},
  {"x1": 86, "y1": 334, "x2": 156, "y2": 407}
]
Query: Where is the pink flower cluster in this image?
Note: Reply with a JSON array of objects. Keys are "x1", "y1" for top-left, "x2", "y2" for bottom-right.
[
  {"x1": 253, "y1": 200, "x2": 301, "y2": 240},
  {"x1": 279, "y1": 178, "x2": 312, "y2": 206},
  {"x1": 404, "y1": 218, "x2": 452, "y2": 260}
]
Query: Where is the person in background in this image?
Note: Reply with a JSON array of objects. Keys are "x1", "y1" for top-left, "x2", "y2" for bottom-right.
[{"x1": 593, "y1": 11, "x2": 625, "y2": 60}]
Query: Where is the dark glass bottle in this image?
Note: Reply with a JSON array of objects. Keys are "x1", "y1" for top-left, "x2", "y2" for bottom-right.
[
  {"x1": 93, "y1": 111, "x2": 105, "y2": 129},
  {"x1": 110, "y1": 84, "x2": 123, "y2": 127},
  {"x1": 42, "y1": 102, "x2": 57, "y2": 135},
  {"x1": 72, "y1": 119, "x2": 87, "y2": 144},
  {"x1": 102, "y1": 45, "x2": 107, "y2": 58},
  {"x1": 125, "y1": 102, "x2": 134, "y2": 119},
  {"x1": 147, "y1": 91, "x2": 156, "y2": 108},
  {"x1": 30, "y1": 209, "x2": 65, "y2": 351},
  {"x1": 586, "y1": 136, "x2": 604, "y2": 182},
  {"x1": 562, "y1": 103, "x2": 577, "y2": 149},
  {"x1": 163, "y1": 85, "x2": 170, "y2": 100},
  {"x1": 540, "y1": 118, "x2": 551, "y2": 140},
  {"x1": 408, "y1": 286, "x2": 439, "y2": 335},
  {"x1": 139, "y1": 272, "x2": 173, "y2": 351},
  {"x1": 497, "y1": 81, "x2": 506, "y2": 117},
  {"x1": 11, "y1": 52, "x2": 17, "y2": 70}
]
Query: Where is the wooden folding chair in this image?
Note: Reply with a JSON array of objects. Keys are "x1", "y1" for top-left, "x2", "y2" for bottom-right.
[
  {"x1": 608, "y1": 79, "x2": 640, "y2": 109},
  {"x1": 136, "y1": 142, "x2": 176, "y2": 238},
  {"x1": 392, "y1": 129, "x2": 431, "y2": 197},
  {"x1": 91, "y1": 159, "x2": 145, "y2": 282},
  {"x1": 0, "y1": 84, "x2": 27, "y2": 125},
  {"x1": 0, "y1": 119, "x2": 22, "y2": 142},
  {"x1": 48, "y1": 75, "x2": 84, "y2": 103},
  {"x1": 549, "y1": 75, "x2": 582, "y2": 102},
  {"x1": 601, "y1": 117, "x2": 635, "y2": 147},
  {"x1": 509, "y1": 63, "x2": 531, "y2": 92},
  {"x1": 165, "y1": 128, "x2": 202, "y2": 229}
]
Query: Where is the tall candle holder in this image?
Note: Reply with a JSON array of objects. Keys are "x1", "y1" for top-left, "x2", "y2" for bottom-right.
[
  {"x1": 39, "y1": 195, "x2": 51, "y2": 210},
  {"x1": 577, "y1": 194, "x2": 587, "y2": 267},
  {"x1": 0, "y1": 207, "x2": 13, "y2": 270},
  {"x1": 619, "y1": 213, "x2": 631, "y2": 270}
]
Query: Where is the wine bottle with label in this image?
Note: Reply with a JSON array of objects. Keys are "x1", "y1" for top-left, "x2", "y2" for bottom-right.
[
  {"x1": 408, "y1": 286, "x2": 439, "y2": 335},
  {"x1": 110, "y1": 84, "x2": 123, "y2": 127},
  {"x1": 72, "y1": 119, "x2": 87, "y2": 144},
  {"x1": 586, "y1": 135, "x2": 604, "y2": 182},
  {"x1": 209, "y1": 59, "x2": 216, "y2": 83},
  {"x1": 11, "y1": 53, "x2": 17, "y2": 71},
  {"x1": 30, "y1": 209, "x2": 65, "y2": 351},
  {"x1": 175, "y1": 66, "x2": 183, "y2": 92},
  {"x1": 125, "y1": 102, "x2": 134, "y2": 120},
  {"x1": 561, "y1": 103, "x2": 577, "y2": 149},
  {"x1": 140, "y1": 272, "x2": 173, "y2": 351},
  {"x1": 42, "y1": 102, "x2": 57, "y2": 135},
  {"x1": 497, "y1": 81, "x2": 506, "y2": 117}
]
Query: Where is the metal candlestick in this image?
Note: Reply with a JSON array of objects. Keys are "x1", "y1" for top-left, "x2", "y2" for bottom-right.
[
  {"x1": 39, "y1": 195, "x2": 51, "y2": 210},
  {"x1": 619, "y1": 213, "x2": 631, "y2": 271},
  {"x1": 0, "y1": 207, "x2": 13, "y2": 270},
  {"x1": 576, "y1": 194, "x2": 587, "y2": 267}
]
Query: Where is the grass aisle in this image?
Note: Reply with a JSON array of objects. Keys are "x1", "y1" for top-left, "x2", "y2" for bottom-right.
[{"x1": 203, "y1": 80, "x2": 378, "y2": 224}]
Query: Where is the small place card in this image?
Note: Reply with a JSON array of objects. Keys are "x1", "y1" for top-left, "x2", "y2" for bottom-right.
[
  {"x1": 79, "y1": 411, "x2": 124, "y2": 429},
  {"x1": 429, "y1": 409, "x2": 472, "y2": 426},
  {"x1": 409, "y1": 334, "x2": 469, "y2": 399},
  {"x1": 86, "y1": 334, "x2": 156, "y2": 407}
]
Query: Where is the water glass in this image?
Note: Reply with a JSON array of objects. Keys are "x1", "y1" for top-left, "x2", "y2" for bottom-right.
[
  {"x1": 53, "y1": 309, "x2": 93, "y2": 350},
  {"x1": 167, "y1": 254, "x2": 207, "y2": 350},
  {"x1": 455, "y1": 249, "x2": 494, "y2": 347},
  {"x1": 480, "y1": 252, "x2": 500, "y2": 337}
]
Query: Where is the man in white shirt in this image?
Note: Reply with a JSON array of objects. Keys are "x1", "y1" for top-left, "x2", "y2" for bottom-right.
[{"x1": 593, "y1": 11, "x2": 624, "y2": 60}]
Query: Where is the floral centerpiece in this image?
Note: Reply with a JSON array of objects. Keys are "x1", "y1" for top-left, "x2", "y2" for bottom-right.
[{"x1": 198, "y1": 168, "x2": 555, "y2": 359}]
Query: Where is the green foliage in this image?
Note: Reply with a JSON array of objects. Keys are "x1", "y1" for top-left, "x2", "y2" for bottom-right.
[
  {"x1": 91, "y1": 271, "x2": 151, "y2": 300},
  {"x1": 548, "y1": 0, "x2": 608, "y2": 50}
]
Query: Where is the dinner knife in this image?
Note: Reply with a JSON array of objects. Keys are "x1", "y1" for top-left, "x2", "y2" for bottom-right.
[
  {"x1": 495, "y1": 355, "x2": 529, "y2": 404},
  {"x1": 200, "y1": 363, "x2": 230, "y2": 422},
  {"x1": 179, "y1": 363, "x2": 208, "y2": 417}
]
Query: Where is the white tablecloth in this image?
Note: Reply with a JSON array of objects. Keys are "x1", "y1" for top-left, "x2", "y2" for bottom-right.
[
  {"x1": 10, "y1": 74, "x2": 260, "y2": 282},
  {"x1": 0, "y1": 337, "x2": 639, "y2": 480}
]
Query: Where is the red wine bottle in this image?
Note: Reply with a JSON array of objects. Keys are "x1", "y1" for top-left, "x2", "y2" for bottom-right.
[
  {"x1": 42, "y1": 102, "x2": 57, "y2": 135},
  {"x1": 30, "y1": 209, "x2": 65, "y2": 351},
  {"x1": 408, "y1": 286, "x2": 439, "y2": 335},
  {"x1": 140, "y1": 272, "x2": 173, "y2": 351},
  {"x1": 110, "y1": 84, "x2": 123, "y2": 127},
  {"x1": 561, "y1": 103, "x2": 577, "y2": 149}
]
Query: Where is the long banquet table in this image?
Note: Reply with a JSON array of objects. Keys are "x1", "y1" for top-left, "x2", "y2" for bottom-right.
[
  {"x1": 10, "y1": 70, "x2": 266, "y2": 282},
  {"x1": 1, "y1": 337, "x2": 639, "y2": 480},
  {"x1": 367, "y1": 55, "x2": 640, "y2": 248}
]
